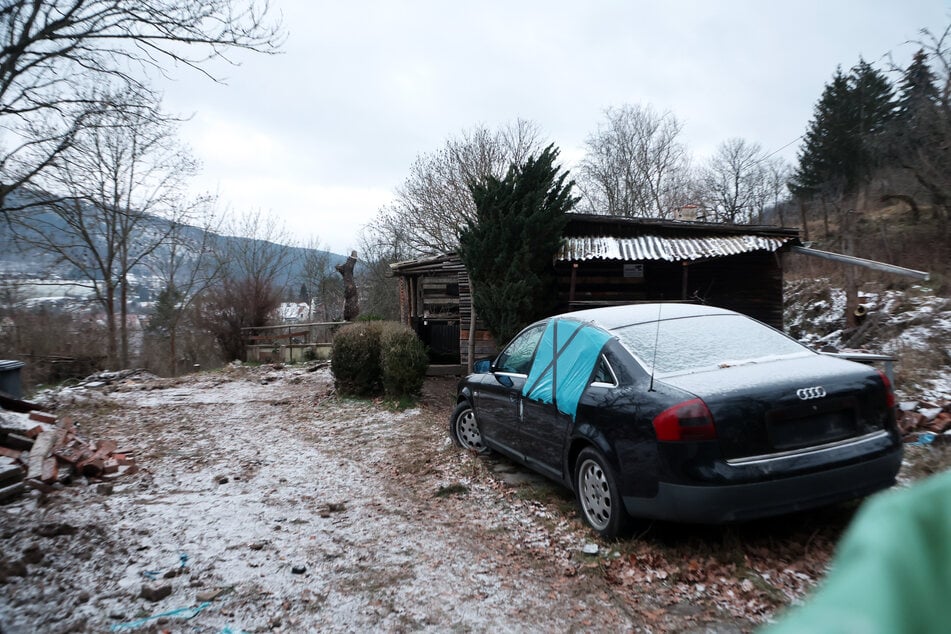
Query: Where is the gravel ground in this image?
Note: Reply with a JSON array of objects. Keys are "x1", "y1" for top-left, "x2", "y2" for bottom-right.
[
  {"x1": 1, "y1": 364, "x2": 641, "y2": 633},
  {"x1": 3, "y1": 362, "x2": 940, "y2": 633}
]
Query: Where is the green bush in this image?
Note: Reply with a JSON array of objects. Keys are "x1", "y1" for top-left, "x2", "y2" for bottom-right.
[
  {"x1": 331, "y1": 321, "x2": 429, "y2": 399},
  {"x1": 331, "y1": 321, "x2": 384, "y2": 396},
  {"x1": 380, "y1": 322, "x2": 429, "y2": 399}
]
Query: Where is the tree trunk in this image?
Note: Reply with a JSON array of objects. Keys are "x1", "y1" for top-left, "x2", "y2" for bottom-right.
[
  {"x1": 169, "y1": 325, "x2": 178, "y2": 377},
  {"x1": 467, "y1": 292, "x2": 477, "y2": 375},
  {"x1": 335, "y1": 251, "x2": 360, "y2": 321},
  {"x1": 843, "y1": 208, "x2": 859, "y2": 330},
  {"x1": 798, "y1": 200, "x2": 809, "y2": 241},
  {"x1": 120, "y1": 277, "x2": 129, "y2": 368},
  {"x1": 105, "y1": 285, "x2": 118, "y2": 369}
]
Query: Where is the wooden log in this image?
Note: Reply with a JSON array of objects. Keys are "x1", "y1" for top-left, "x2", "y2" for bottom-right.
[
  {"x1": 0, "y1": 447, "x2": 27, "y2": 460},
  {"x1": 27, "y1": 430, "x2": 56, "y2": 479},
  {"x1": 75, "y1": 438, "x2": 117, "y2": 478},
  {"x1": 50, "y1": 419, "x2": 72, "y2": 451},
  {"x1": 81, "y1": 458, "x2": 104, "y2": 478},
  {"x1": 0, "y1": 464, "x2": 24, "y2": 487},
  {"x1": 1, "y1": 433, "x2": 34, "y2": 451},
  {"x1": 0, "y1": 391, "x2": 43, "y2": 413},
  {"x1": 57, "y1": 463, "x2": 74, "y2": 485},
  {"x1": 41, "y1": 457, "x2": 58, "y2": 483},
  {"x1": 0, "y1": 481, "x2": 25, "y2": 503},
  {"x1": 53, "y1": 440, "x2": 91, "y2": 465}
]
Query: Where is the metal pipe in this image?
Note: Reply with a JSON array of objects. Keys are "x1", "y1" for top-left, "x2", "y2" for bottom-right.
[{"x1": 790, "y1": 245, "x2": 930, "y2": 281}]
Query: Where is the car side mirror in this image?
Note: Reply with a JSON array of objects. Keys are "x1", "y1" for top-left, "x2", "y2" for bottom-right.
[{"x1": 473, "y1": 359, "x2": 492, "y2": 374}]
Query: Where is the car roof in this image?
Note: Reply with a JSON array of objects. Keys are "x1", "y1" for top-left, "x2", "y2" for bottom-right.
[{"x1": 560, "y1": 303, "x2": 736, "y2": 330}]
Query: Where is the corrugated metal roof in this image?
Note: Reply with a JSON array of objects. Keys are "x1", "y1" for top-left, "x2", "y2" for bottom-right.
[{"x1": 557, "y1": 234, "x2": 794, "y2": 262}]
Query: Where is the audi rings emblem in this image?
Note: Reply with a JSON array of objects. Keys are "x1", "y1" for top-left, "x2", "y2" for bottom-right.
[{"x1": 796, "y1": 386, "x2": 827, "y2": 400}]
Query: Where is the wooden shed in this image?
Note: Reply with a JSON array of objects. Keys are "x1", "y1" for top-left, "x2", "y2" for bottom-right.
[{"x1": 390, "y1": 214, "x2": 801, "y2": 370}]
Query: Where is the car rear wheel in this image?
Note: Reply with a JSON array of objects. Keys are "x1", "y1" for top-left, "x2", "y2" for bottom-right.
[
  {"x1": 450, "y1": 402, "x2": 489, "y2": 454},
  {"x1": 574, "y1": 447, "x2": 629, "y2": 538}
]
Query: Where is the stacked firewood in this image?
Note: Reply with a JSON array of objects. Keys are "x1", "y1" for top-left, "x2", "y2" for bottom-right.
[{"x1": 0, "y1": 408, "x2": 136, "y2": 503}]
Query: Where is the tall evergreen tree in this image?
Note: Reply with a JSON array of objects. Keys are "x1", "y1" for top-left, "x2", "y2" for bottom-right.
[
  {"x1": 791, "y1": 62, "x2": 894, "y2": 198},
  {"x1": 895, "y1": 49, "x2": 940, "y2": 124},
  {"x1": 889, "y1": 49, "x2": 942, "y2": 158},
  {"x1": 886, "y1": 45, "x2": 951, "y2": 220},
  {"x1": 458, "y1": 145, "x2": 578, "y2": 345}
]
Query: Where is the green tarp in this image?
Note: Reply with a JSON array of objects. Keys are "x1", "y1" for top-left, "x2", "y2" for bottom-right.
[{"x1": 764, "y1": 469, "x2": 951, "y2": 633}]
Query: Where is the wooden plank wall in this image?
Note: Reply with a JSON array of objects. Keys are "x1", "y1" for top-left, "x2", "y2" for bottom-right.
[
  {"x1": 554, "y1": 251, "x2": 784, "y2": 329},
  {"x1": 458, "y1": 271, "x2": 497, "y2": 367}
]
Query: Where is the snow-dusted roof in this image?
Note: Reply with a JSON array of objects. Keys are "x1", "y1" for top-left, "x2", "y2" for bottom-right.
[{"x1": 557, "y1": 234, "x2": 795, "y2": 262}]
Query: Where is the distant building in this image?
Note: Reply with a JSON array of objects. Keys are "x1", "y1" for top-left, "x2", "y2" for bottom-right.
[{"x1": 276, "y1": 302, "x2": 311, "y2": 324}]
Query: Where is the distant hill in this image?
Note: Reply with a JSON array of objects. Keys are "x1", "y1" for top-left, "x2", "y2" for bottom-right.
[{"x1": 0, "y1": 189, "x2": 348, "y2": 293}]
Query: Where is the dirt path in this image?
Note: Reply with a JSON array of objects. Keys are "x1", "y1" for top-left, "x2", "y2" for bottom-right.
[{"x1": 1, "y1": 365, "x2": 641, "y2": 632}]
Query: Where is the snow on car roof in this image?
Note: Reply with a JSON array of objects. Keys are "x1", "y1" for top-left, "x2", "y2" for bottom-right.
[{"x1": 562, "y1": 303, "x2": 734, "y2": 330}]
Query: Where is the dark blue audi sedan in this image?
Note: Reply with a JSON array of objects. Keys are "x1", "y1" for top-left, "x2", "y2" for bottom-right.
[{"x1": 450, "y1": 303, "x2": 902, "y2": 537}]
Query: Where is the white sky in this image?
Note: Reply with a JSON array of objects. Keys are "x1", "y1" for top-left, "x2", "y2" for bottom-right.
[{"x1": 158, "y1": 1, "x2": 950, "y2": 255}]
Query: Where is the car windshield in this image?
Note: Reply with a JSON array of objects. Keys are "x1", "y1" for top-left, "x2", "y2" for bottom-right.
[{"x1": 613, "y1": 314, "x2": 811, "y2": 375}]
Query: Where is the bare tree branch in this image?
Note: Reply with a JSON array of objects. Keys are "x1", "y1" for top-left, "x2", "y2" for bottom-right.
[{"x1": 1, "y1": 0, "x2": 284, "y2": 211}]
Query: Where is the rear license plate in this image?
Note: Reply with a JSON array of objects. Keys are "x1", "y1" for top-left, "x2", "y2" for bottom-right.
[{"x1": 768, "y1": 410, "x2": 857, "y2": 451}]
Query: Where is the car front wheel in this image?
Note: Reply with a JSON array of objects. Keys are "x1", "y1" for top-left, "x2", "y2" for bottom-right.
[
  {"x1": 450, "y1": 402, "x2": 489, "y2": 454},
  {"x1": 574, "y1": 447, "x2": 629, "y2": 538}
]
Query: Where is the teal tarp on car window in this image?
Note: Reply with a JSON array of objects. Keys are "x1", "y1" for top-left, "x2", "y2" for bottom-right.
[{"x1": 522, "y1": 318, "x2": 611, "y2": 420}]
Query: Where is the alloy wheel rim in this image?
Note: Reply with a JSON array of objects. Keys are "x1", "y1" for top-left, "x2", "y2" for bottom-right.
[
  {"x1": 579, "y1": 459, "x2": 611, "y2": 530},
  {"x1": 457, "y1": 410, "x2": 484, "y2": 450}
]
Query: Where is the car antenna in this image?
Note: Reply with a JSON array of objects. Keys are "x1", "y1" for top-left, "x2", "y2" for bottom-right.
[{"x1": 649, "y1": 303, "x2": 662, "y2": 392}]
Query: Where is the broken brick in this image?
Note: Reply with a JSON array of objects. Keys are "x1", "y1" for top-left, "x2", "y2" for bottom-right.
[{"x1": 28, "y1": 411, "x2": 57, "y2": 425}]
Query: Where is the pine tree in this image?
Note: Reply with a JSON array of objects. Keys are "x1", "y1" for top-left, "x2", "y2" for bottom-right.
[
  {"x1": 896, "y1": 49, "x2": 940, "y2": 124},
  {"x1": 889, "y1": 49, "x2": 941, "y2": 156},
  {"x1": 458, "y1": 145, "x2": 578, "y2": 344},
  {"x1": 791, "y1": 62, "x2": 894, "y2": 198}
]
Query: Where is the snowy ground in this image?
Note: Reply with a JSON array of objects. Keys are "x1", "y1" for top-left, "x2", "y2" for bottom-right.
[
  {"x1": 1, "y1": 365, "x2": 639, "y2": 633},
  {"x1": 1, "y1": 361, "x2": 946, "y2": 633}
]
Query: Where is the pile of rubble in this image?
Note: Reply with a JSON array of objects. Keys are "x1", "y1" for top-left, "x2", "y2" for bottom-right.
[
  {"x1": 0, "y1": 403, "x2": 136, "y2": 504},
  {"x1": 898, "y1": 400, "x2": 951, "y2": 440}
]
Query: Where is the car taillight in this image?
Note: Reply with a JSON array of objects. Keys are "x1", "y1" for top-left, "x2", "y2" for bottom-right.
[
  {"x1": 653, "y1": 398, "x2": 717, "y2": 441},
  {"x1": 876, "y1": 370, "x2": 896, "y2": 409}
]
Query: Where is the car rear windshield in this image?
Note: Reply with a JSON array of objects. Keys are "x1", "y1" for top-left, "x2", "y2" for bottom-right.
[{"x1": 613, "y1": 314, "x2": 811, "y2": 375}]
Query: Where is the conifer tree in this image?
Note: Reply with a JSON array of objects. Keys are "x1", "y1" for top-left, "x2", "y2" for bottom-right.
[
  {"x1": 791, "y1": 62, "x2": 894, "y2": 198},
  {"x1": 458, "y1": 145, "x2": 578, "y2": 345},
  {"x1": 896, "y1": 49, "x2": 940, "y2": 124}
]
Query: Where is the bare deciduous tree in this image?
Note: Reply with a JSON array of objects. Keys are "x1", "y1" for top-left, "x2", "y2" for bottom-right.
[
  {"x1": 200, "y1": 210, "x2": 295, "y2": 362},
  {"x1": 766, "y1": 157, "x2": 794, "y2": 226},
  {"x1": 577, "y1": 104, "x2": 692, "y2": 218},
  {"x1": 146, "y1": 207, "x2": 223, "y2": 375},
  {"x1": 298, "y1": 239, "x2": 343, "y2": 322},
  {"x1": 0, "y1": 0, "x2": 283, "y2": 212},
  {"x1": 366, "y1": 119, "x2": 544, "y2": 256},
  {"x1": 9, "y1": 90, "x2": 199, "y2": 368},
  {"x1": 698, "y1": 138, "x2": 767, "y2": 224}
]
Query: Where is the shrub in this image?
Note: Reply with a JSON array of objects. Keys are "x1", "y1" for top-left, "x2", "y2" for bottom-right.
[
  {"x1": 331, "y1": 321, "x2": 384, "y2": 396},
  {"x1": 380, "y1": 322, "x2": 429, "y2": 399},
  {"x1": 331, "y1": 321, "x2": 429, "y2": 399}
]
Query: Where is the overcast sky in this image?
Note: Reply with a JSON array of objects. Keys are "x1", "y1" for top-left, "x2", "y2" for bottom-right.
[{"x1": 159, "y1": 1, "x2": 950, "y2": 255}]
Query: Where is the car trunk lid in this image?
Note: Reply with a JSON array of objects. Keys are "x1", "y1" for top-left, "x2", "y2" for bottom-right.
[{"x1": 658, "y1": 354, "x2": 892, "y2": 460}]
